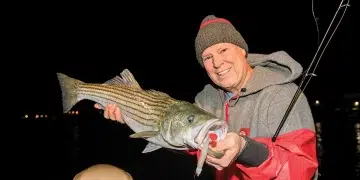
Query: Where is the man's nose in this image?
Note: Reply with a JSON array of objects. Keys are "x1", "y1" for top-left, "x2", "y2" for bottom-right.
[{"x1": 212, "y1": 55, "x2": 224, "y2": 68}]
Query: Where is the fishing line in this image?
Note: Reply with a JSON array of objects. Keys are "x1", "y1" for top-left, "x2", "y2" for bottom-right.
[
  {"x1": 302, "y1": 0, "x2": 350, "y2": 92},
  {"x1": 312, "y1": 0, "x2": 320, "y2": 47},
  {"x1": 272, "y1": 0, "x2": 351, "y2": 142}
]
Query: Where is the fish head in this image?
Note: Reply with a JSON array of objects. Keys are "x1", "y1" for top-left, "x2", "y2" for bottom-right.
[{"x1": 161, "y1": 101, "x2": 228, "y2": 149}]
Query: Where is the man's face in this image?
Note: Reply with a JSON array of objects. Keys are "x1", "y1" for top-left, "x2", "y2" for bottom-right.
[{"x1": 201, "y1": 43, "x2": 248, "y2": 91}]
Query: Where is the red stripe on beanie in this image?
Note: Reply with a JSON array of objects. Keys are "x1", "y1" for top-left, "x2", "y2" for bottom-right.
[{"x1": 200, "y1": 18, "x2": 231, "y2": 29}]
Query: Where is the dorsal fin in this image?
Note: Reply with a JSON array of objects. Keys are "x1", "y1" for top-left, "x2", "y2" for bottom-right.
[
  {"x1": 103, "y1": 69, "x2": 142, "y2": 90},
  {"x1": 120, "y1": 69, "x2": 142, "y2": 89},
  {"x1": 103, "y1": 75, "x2": 124, "y2": 85}
]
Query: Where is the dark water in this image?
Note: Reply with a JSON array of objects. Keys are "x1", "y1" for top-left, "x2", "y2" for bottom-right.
[{"x1": 16, "y1": 101, "x2": 359, "y2": 180}]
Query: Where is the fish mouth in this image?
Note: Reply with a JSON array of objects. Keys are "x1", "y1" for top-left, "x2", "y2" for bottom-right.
[
  {"x1": 195, "y1": 118, "x2": 227, "y2": 145},
  {"x1": 186, "y1": 118, "x2": 228, "y2": 149}
]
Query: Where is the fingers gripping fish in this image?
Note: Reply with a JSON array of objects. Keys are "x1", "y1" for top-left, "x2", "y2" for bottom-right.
[{"x1": 56, "y1": 69, "x2": 228, "y2": 176}]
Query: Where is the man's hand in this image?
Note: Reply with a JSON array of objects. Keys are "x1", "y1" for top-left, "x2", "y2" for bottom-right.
[
  {"x1": 205, "y1": 131, "x2": 246, "y2": 170},
  {"x1": 94, "y1": 103, "x2": 124, "y2": 124}
]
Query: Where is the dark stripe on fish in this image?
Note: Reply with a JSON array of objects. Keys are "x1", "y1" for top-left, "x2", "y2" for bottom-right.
[
  {"x1": 81, "y1": 84, "x2": 174, "y2": 107},
  {"x1": 80, "y1": 91, "x2": 165, "y2": 125},
  {"x1": 79, "y1": 85, "x2": 172, "y2": 112}
]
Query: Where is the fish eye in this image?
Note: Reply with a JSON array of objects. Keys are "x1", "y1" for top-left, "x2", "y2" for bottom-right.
[{"x1": 187, "y1": 115, "x2": 195, "y2": 123}]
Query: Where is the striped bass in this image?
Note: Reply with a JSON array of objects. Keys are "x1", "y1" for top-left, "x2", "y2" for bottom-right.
[{"x1": 56, "y1": 69, "x2": 228, "y2": 176}]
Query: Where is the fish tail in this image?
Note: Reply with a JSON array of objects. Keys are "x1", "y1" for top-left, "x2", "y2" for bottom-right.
[{"x1": 56, "y1": 73, "x2": 84, "y2": 113}]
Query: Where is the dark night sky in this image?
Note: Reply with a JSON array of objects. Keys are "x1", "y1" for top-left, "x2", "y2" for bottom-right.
[{"x1": 16, "y1": 0, "x2": 357, "y2": 115}]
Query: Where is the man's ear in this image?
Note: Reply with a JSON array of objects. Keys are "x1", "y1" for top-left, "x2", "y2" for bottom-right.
[{"x1": 239, "y1": 47, "x2": 247, "y2": 57}]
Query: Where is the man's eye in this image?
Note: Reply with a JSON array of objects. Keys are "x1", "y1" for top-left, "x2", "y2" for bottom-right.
[
  {"x1": 220, "y1": 48, "x2": 227, "y2": 53},
  {"x1": 203, "y1": 56, "x2": 211, "y2": 61}
]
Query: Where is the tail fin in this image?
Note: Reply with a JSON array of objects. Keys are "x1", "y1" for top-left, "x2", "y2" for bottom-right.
[{"x1": 56, "y1": 73, "x2": 84, "y2": 113}]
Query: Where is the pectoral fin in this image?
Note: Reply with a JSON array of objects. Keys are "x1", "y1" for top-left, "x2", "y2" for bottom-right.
[
  {"x1": 142, "y1": 142, "x2": 162, "y2": 153},
  {"x1": 129, "y1": 131, "x2": 159, "y2": 138}
]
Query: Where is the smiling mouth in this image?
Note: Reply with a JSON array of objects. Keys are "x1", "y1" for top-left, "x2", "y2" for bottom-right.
[{"x1": 217, "y1": 69, "x2": 230, "y2": 76}]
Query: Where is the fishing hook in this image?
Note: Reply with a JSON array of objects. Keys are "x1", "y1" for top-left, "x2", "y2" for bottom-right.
[{"x1": 272, "y1": 0, "x2": 351, "y2": 142}]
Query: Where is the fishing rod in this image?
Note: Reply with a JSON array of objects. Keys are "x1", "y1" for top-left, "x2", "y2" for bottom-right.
[{"x1": 272, "y1": 0, "x2": 351, "y2": 142}]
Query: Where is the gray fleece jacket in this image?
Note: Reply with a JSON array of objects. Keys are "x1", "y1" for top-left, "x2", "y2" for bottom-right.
[{"x1": 194, "y1": 51, "x2": 316, "y2": 169}]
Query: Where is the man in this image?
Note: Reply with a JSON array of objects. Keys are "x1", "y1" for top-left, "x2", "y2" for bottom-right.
[{"x1": 95, "y1": 15, "x2": 318, "y2": 180}]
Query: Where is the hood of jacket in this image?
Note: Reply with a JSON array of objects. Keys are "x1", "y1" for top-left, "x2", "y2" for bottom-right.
[{"x1": 219, "y1": 51, "x2": 303, "y2": 99}]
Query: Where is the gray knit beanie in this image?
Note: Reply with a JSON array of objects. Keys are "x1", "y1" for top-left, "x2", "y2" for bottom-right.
[{"x1": 195, "y1": 15, "x2": 248, "y2": 67}]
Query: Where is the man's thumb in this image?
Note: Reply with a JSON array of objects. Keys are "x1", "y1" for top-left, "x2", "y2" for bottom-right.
[{"x1": 94, "y1": 103, "x2": 102, "y2": 109}]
